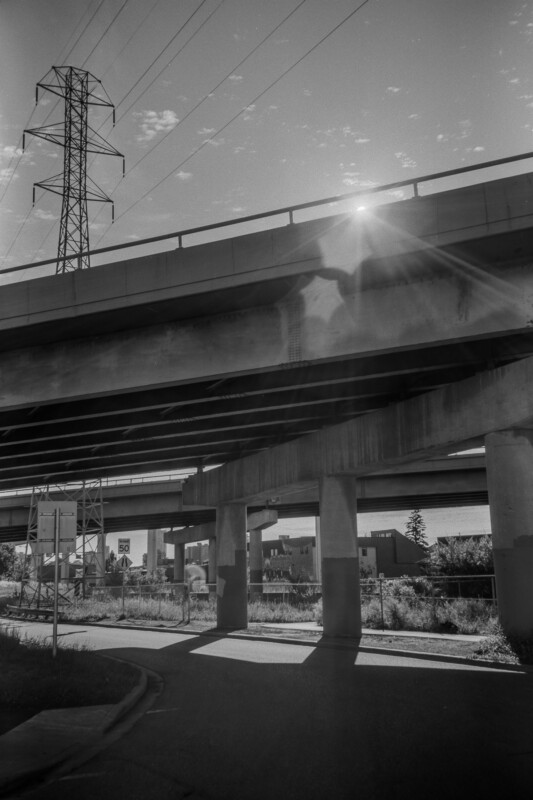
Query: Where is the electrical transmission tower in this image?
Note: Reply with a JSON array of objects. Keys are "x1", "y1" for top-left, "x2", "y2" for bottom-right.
[{"x1": 23, "y1": 66, "x2": 124, "y2": 273}]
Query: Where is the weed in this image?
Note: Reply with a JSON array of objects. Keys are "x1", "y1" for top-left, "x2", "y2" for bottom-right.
[{"x1": 0, "y1": 624, "x2": 139, "y2": 709}]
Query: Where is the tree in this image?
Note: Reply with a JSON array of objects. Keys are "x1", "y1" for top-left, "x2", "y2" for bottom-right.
[
  {"x1": 0, "y1": 543, "x2": 24, "y2": 580},
  {"x1": 405, "y1": 509, "x2": 428, "y2": 550},
  {"x1": 424, "y1": 536, "x2": 493, "y2": 576}
]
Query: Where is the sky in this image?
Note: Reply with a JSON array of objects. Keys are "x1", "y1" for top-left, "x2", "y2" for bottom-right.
[
  {"x1": 1, "y1": 0, "x2": 533, "y2": 274},
  {"x1": 1, "y1": 0, "x2": 527, "y2": 557}
]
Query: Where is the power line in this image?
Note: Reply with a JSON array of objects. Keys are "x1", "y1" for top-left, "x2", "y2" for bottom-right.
[
  {"x1": 81, "y1": 0, "x2": 131, "y2": 69},
  {"x1": 37, "y1": 0, "x2": 108, "y2": 131},
  {"x1": 89, "y1": 0, "x2": 308, "y2": 236},
  {"x1": 111, "y1": 0, "x2": 373, "y2": 229},
  {"x1": 54, "y1": 0, "x2": 101, "y2": 65},
  {"x1": 0, "y1": 3, "x2": 105, "y2": 208},
  {"x1": 111, "y1": 0, "x2": 212, "y2": 121},
  {"x1": 85, "y1": 0, "x2": 226, "y2": 234},
  {"x1": 100, "y1": 0, "x2": 163, "y2": 82},
  {"x1": 60, "y1": 0, "x2": 108, "y2": 65},
  {"x1": 2, "y1": 191, "x2": 45, "y2": 262},
  {"x1": 121, "y1": 0, "x2": 309, "y2": 178}
]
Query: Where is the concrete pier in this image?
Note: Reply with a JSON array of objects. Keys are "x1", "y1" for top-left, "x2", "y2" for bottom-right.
[
  {"x1": 319, "y1": 476, "x2": 361, "y2": 638},
  {"x1": 216, "y1": 503, "x2": 248, "y2": 629},
  {"x1": 173, "y1": 542, "x2": 185, "y2": 582},
  {"x1": 485, "y1": 429, "x2": 533, "y2": 637}
]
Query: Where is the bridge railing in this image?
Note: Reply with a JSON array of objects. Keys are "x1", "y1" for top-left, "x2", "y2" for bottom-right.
[
  {"x1": 0, "y1": 471, "x2": 189, "y2": 499},
  {"x1": 3, "y1": 150, "x2": 533, "y2": 281}
]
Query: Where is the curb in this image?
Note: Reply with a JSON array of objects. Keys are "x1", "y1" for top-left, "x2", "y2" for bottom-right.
[
  {"x1": 48, "y1": 616, "x2": 533, "y2": 673},
  {"x1": 100, "y1": 656, "x2": 148, "y2": 732}
]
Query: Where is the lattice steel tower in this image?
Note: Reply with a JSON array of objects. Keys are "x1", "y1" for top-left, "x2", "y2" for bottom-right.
[{"x1": 24, "y1": 66, "x2": 124, "y2": 273}]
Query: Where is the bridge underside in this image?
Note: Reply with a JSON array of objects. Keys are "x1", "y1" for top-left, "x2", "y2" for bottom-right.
[{"x1": 0, "y1": 490, "x2": 489, "y2": 545}]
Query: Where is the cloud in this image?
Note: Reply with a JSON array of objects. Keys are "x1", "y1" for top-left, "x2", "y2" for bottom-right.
[
  {"x1": 228, "y1": 74, "x2": 243, "y2": 82},
  {"x1": 204, "y1": 138, "x2": 225, "y2": 147},
  {"x1": 197, "y1": 127, "x2": 216, "y2": 135},
  {"x1": 408, "y1": 113, "x2": 420, "y2": 119},
  {"x1": 387, "y1": 86, "x2": 401, "y2": 93},
  {"x1": 394, "y1": 151, "x2": 417, "y2": 169},
  {"x1": 303, "y1": 89, "x2": 312, "y2": 97},
  {"x1": 1, "y1": 144, "x2": 23, "y2": 161},
  {"x1": 0, "y1": 167, "x2": 18, "y2": 181},
  {"x1": 34, "y1": 208, "x2": 57, "y2": 220},
  {"x1": 134, "y1": 109, "x2": 179, "y2": 142},
  {"x1": 354, "y1": 137, "x2": 370, "y2": 144},
  {"x1": 473, "y1": 146, "x2": 485, "y2": 152},
  {"x1": 176, "y1": 170, "x2": 192, "y2": 181}
]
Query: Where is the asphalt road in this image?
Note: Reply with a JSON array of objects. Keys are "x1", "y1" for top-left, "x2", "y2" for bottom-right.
[{"x1": 8, "y1": 621, "x2": 533, "y2": 800}]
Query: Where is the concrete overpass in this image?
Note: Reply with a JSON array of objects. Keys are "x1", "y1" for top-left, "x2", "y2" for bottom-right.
[
  {"x1": 0, "y1": 168, "x2": 533, "y2": 491},
  {"x1": 0, "y1": 453, "x2": 487, "y2": 544},
  {"x1": 3, "y1": 160, "x2": 533, "y2": 637}
]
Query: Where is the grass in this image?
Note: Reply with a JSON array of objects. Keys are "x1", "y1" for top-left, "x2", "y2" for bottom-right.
[
  {"x1": 0, "y1": 623, "x2": 139, "y2": 710},
  {"x1": 4, "y1": 584, "x2": 533, "y2": 666},
  {"x1": 52, "y1": 594, "x2": 318, "y2": 625}
]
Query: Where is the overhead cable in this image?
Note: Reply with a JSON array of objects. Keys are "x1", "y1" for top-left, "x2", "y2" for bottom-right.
[{"x1": 112, "y1": 0, "x2": 373, "y2": 228}]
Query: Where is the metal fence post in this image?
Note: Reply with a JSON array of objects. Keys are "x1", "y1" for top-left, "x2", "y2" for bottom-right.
[{"x1": 379, "y1": 577, "x2": 384, "y2": 630}]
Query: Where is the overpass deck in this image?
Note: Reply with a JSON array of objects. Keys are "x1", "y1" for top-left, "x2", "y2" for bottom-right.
[{"x1": 0, "y1": 168, "x2": 532, "y2": 490}]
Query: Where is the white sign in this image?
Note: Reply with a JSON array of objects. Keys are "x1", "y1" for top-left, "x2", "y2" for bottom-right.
[
  {"x1": 118, "y1": 538, "x2": 131, "y2": 554},
  {"x1": 34, "y1": 501, "x2": 77, "y2": 554},
  {"x1": 117, "y1": 555, "x2": 132, "y2": 570}
]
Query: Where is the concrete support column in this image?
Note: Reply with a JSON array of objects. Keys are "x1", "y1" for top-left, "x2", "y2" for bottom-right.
[
  {"x1": 216, "y1": 502, "x2": 247, "y2": 629},
  {"x1": 174, "y1": 543, "x2": 185, "y2": 583},
  {"x1": 249, "y1": 529, "x2": 263, "y2": 601},
  {"x1": 485, "y1": 429, "x2": 533, "y2": 637},
  {"x1": 319, "y1": 475, "x2": 361, "y2": 638},
  {"x1": 95, "y1": 533, "x2": 106, "y2": 585}
]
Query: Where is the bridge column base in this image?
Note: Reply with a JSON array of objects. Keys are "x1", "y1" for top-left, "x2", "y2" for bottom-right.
[
  {"x1": 486, "y1": 429, "x2": 533, "y2": 638},
  {"x1": 319, "y1": 476, "x2": 361, "y2": 638},
  {"x1": 216, "y1": 503, "x2": 247, "y2": 629}
]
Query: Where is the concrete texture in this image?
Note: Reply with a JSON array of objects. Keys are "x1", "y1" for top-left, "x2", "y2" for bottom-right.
[
  {"x1": 320, "y1": 476, "x2": 361, "y2": 638},
  {"x1": 486, "y1": 429, "x2": 533, "y2": 636},
  {"x1": 183, "y1": 354, "x2": 533, "y2": 507},
  {"x1": 216, "y1": 504, "x2": 248, "y2": 629},
  {"x1": 3, "y1": 172, "x2": 533, "y2": 340}
]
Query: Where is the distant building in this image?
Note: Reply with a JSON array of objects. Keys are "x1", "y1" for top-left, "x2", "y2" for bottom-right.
[
  {"x1": 261, "y1": 529, "x2": 425, "y2": 581},
  {"x1": 359, "y1": 529, "x2": 426, "y2": 577},
  {"x1": 262, "y1": 535, "x2": 317, "y2": 581},
  {"x1": 146, "y1": 529, "x2": 166, "y2": 573},
  {"x1": 185, "y1": 542, "x2": 209, "y2": 564}
]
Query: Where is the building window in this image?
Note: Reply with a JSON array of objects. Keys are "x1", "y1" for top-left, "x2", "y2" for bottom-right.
[{"x1": 362, "y1": 548, "x2": 367, "y2": 557}]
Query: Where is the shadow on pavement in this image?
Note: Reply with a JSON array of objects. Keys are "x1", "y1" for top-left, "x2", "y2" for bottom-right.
[{"x1": 18, "y1": 631, "x2": 533, "y2": 800}]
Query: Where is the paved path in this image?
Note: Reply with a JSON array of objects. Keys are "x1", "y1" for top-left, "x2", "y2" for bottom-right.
[{"x1": 8, "y1": 622, "x2": 533, "y2": 800}]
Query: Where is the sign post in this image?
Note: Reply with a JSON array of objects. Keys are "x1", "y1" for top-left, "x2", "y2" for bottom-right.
[
  {"x1": 53, "y1": 507, "x2": 60, "y2": 658},
  {"x1": 116, "y1": 554, "x2": 132, "y2": 614},
  {"x1": 37, "y1": 501, "x2": 77, "y2": 658}
]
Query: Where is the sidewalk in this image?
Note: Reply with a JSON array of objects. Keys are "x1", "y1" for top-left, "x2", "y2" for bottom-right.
[
  {"x1": 0, "y1": 661, "x2": 147, "y2": 797},
  {"x1": 258, "y1": 621, "x2": 486, "y2": 642}
]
